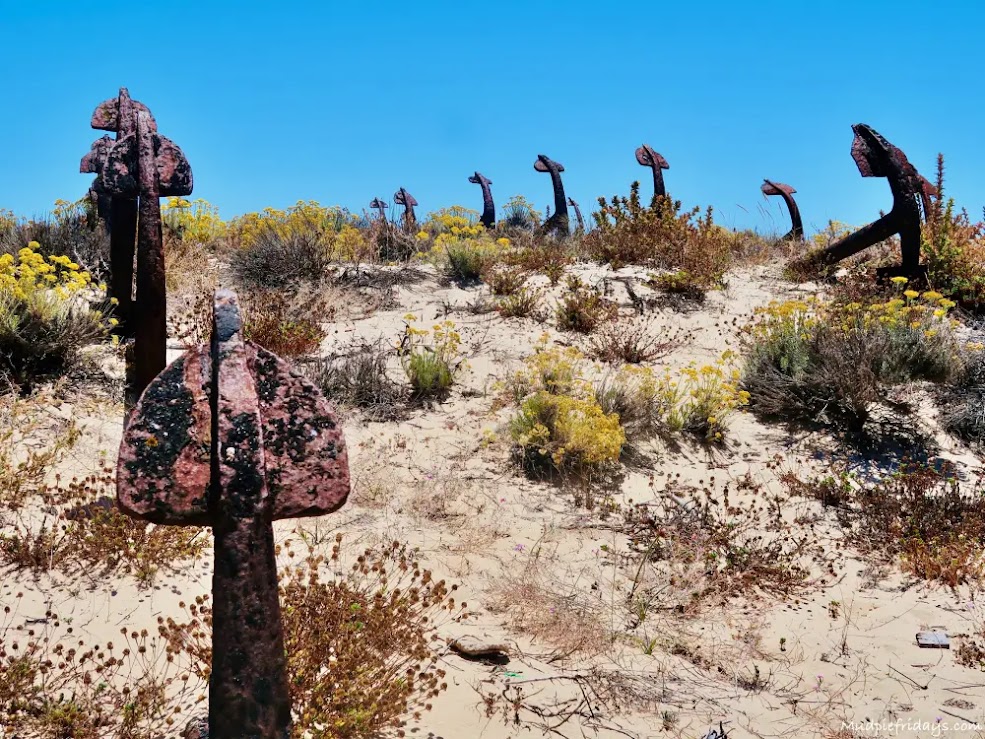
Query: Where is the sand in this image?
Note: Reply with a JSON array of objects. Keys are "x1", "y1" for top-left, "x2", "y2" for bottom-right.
[{"x1": 3, "y1": 263, "x2": 985, "y2": 739}]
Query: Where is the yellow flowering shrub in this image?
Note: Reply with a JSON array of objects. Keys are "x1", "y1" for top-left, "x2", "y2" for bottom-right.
[
  {"x1": 162, "y1": 197, "x2": 227, "y2": 244},
  {"x1": 510, "y1": 391, "x2": 625, "y2": 472},
  {"x1": 397, "y1": 316, "x2": 468, "y2": 398},
  {"x1": 742, "y1": 284, "x2": 962, "y2": 429},
  {"x1": 598, "y1": 353, "x2": 749, "y2": 442},
  {"x1": 506, "y1": 338, "x2": 747, "y2": 477},
  {"x1": 230, "y1": 200, "x2": 354, "y2": 248},
  {"x1": 0, "y1": 243, "x2": 113, "y2": 386}
]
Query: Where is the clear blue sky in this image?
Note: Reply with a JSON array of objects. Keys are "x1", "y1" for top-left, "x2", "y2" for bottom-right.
[{"x1": 1, "y1": 0, "x2": 981, "y2": 236}]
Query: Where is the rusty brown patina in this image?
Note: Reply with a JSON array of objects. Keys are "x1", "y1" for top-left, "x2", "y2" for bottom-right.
[
  {"x1": 394, "y1": 188, "x2": 418, "y2": 232},
  {"x1": 118, "y1": 290, "x2": 350, "y2": 739},
  {"x1": 761, "y1": 179, "x2": 804, "y2": 241},
  {"x1": 534, "y1": 154, "x2": 569, "y2": 238},
  {"x1": 567, "y1": 196, "x2": 585, "y2": 233},
  {"x1": 80, "y1": 89, "x2": 193, "y2": 411},
  {"x1": 819, "y1": 123, "x2": 933, "y2": 278},
  {"x1": 469, "y1": 171, "x2": 495, "y2": 228},
  {"x1": 369, "y1": 197, "x2": 389, "y2": 221},
  {"x1": 636, "y1": 144, "x2": 669, "y2": 201}
]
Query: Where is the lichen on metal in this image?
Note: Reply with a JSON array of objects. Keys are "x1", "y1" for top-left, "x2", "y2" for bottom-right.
[
  {"x1": 80, "y1": 88, "x2": 193, "y2": 411},
  {"x1": 117, "y1": 289, "x2": 350, "y2": 738}
]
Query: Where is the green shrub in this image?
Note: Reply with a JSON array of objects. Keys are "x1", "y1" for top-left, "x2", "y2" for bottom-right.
[
  {"x1": 397, "y1": 317, "x2": 467, "y2": 399},
  {"x1": 230, "y1": 217, "x2": 332, "y2": 289},
  {"x1": 509, "y1": 390, "x2": 624, "y2": 476},
  {"x1": 555, "y1": 276, "x2": 618, "y2": 333},
  {"x1": 0, "y1": 243, "x2": 112, "y2": 389},
  {"x1": 496, "y1": 287, "x2": 542, "y2": 319},
  {"x1": 742, "y1": 288, "x2": 962, "y2": 430},
  {"x1": 585, "y1": 182, "x2": 734, "y2": 284}
]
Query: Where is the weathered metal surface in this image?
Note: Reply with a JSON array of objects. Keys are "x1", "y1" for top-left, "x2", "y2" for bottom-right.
[
  {"x1": 636, "y1": 144, "x2": 670, "y2": 200},
  {"x1": 369, "y1": 198, "x2": 389, "y2": 221},
  {"x1": 533, "y1": 154, "x2": 569, "y2": 238},
  {"x1": 761, "y1": 179, "x2": 804, "y2": 241},
  {"x1": 820, "y1": 124, "x2": 930, "y2": 277},
  {"x1": 469, "y1": 171, "x2": 495, "y2": 228},
  {"x1": 117, "y1": 289, "x2": 350, "y2": 738},
  {"x1": 394, "y1": 188, "x2": 418, "y2": 232},
  {"x1": 80, "y1": 89, "x2": 193, "y2": 410},
  {"x1": 567, "y1": 197, "x2": 585, "y2": 233}
]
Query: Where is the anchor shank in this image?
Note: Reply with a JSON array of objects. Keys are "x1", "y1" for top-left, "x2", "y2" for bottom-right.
[
  {"x1": 132, "y1": 112, "x2": 168, "y2": 402},
  {"x1": 208, "y1": 290, "x2": 292, "y2": 738},
  {"x1": 210, "y1": 514, "x2": 292, "y2": 738}
]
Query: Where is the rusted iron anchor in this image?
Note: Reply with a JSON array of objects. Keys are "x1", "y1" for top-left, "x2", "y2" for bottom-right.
[
  {"x1": 469, "y1": 171, "x2": 495, "y2": 229},
  {"x1": 567, "y1": 197, "x2": 585, "y2": 233},
  {"x1": 761, "y1": 179, "x2": 804, "y2": 241},
  {"x1": 369, "y1": 197, "x2": 389, "y2": 221},
  {"x1": 534, "y1": 154, "x2": 570, "y2": 238},
  {"x1": 394, "y1": 187, "x2": 418, "y2": 232},
  {"x1": 818, "y1": 123, "x2": 934, "y2": 279},
  {"x1": 117, "y1": 289, "x2": 350, "y2": 739},
  {"x1": 80, "y1": 88, "x2": 193, "y2": 411},
  {"x1": 636, "y1": 144, "x2": 669, "y2": 201}
]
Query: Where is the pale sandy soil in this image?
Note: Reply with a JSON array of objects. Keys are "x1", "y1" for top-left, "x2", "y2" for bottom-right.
[{"x1": 5, "y1": 264, "x2": 985, "y2": 739}]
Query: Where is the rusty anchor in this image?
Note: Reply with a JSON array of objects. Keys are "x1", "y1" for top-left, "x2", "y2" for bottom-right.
[
  {"x1": 468, "y1": 171, "x2": 496, "y2": 229},
  {"x1": 636, "y1": 144, "x2": 669, "y2": 201},
  {"x1": 534, "y1": 154, "x2": 569, "y2": 238},
  {"x1": 567, "y1": 196, "x2": 585, "y2": 233},
  {"x1": 394, "y1": 187, "x2": 418, "y2": 232},
  {"x1": 818, "y1": 123, "x2": 933, "y2": 278},
  {"x1": 369, "y1": 197, "x2": 389, "y2": 221},
  {"x1": 117, "y1": 289, "x2": 350, "y2": 739},
  {"x1": 80, "y1": 88, "x2": 193, "y2": 410},
  {"x1": 761, "y1": 179, "x2": 804, "y2": 241}
]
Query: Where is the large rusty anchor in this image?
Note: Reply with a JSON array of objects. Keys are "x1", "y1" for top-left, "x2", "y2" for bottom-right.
[
  {"x1": 469, "y1": 171, "x2": 495, "y2": 229},
  {"x1": 394, "y1": 187, "x2": 418, "y2": 232},
  {"x1": 636, "y1": 144, "x2": 670, "y2": 201},
  {"x1": 761, "y1": 179, "x2": 804, "y2": 241},
  {"x1": 818, "y1": 123, "x2": 934, "y2": 278},
  {"x1": 567, "y1": 196, "x2": 586, "y2": 233},
  {"x1": 369, "y1": 197, "x2": 389, "y2": 222},
  {"x1": 80, "y1": 88, "x2": 193, "y2": 410},
  {"x1": 117, "y1": 289, "x2": 350, "y2": 739},
  {"x1": 534, "y1": 154, "x2": 570, "y2": 238}
]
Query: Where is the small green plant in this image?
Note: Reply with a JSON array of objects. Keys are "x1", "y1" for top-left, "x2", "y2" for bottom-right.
[
  {"x1": 555, "y1": 276, "x2": 618, "y2": 333},
  {"x1": 397, "y1": 316, "x2": 467, "y2": 399},
  {"x1": 482, "y1": 265, "x2": 527, "y2": 296},
  {"x1": 646, "y1": 269, "x2": 712, "y2": 301},
  {"x1": 496, "y1": 287, "x2": 542, "y2": 319}
]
